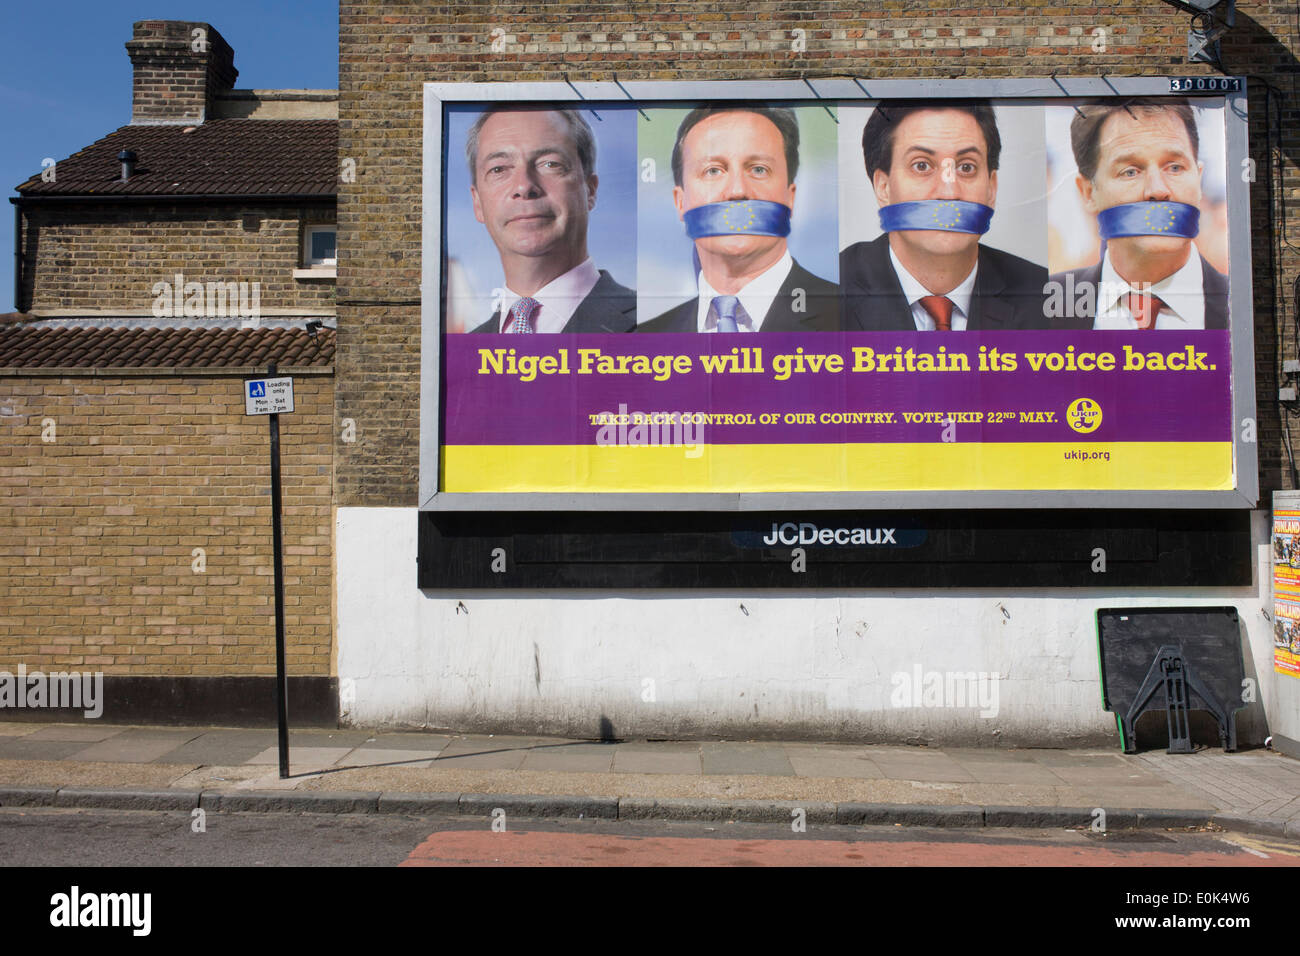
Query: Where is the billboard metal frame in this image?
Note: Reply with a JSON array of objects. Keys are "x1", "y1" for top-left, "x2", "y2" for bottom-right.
[{"x1": 419, "y1": 76, "x2": 1256, "y2": 511}]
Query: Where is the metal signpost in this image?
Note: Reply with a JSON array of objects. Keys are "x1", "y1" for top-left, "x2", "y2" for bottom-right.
[{"x1": 244, "y1": 365, "x2": 295, "y2": 778}]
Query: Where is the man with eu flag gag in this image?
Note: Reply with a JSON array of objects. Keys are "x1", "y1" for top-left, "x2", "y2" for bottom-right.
[
  {"x1": 840, "y1": 101, "x2": 1049, "y2": 331},
  {"x1": 1050, "y1": 98, "x2": 1227, "y2": 330},
  {"x1": 637, "y1": 105, "x2": 841, "y2": 333}
]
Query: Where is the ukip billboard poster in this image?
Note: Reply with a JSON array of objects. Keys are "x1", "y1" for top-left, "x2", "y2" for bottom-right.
[{"x1": 420, "y1": 77, "x2": 1256, "y2": 508}]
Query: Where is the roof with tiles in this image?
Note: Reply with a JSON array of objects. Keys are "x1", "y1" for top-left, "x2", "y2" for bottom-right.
[
  {"x1": 14, "y1": 119, "x2": 337, "y2": 197},
  {"x1": 0, "y1": 325, "x2": 334, "y2": 369}
]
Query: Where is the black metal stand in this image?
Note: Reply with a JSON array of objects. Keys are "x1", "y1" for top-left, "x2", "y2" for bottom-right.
[{"x1": 1121, "y1": 644, "x2": 1238, "y2": 754}]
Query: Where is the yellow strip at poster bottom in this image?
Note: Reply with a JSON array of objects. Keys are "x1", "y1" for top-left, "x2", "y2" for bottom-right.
[{"x1": 441, "y1": 442, "x2": 1234, "y2": 493}]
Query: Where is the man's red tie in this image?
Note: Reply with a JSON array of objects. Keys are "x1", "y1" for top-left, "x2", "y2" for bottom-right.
[
  {"x1": 1127, "y1": 292, "x2": 1165, "y2": 330},
  {"x1": 919, "y1": 295, "x2": 953, "y2": 331}
]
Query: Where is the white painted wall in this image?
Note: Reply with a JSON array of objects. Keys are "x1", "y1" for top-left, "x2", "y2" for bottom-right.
[{"x1": 337, "y1": 507, "x2": 1278, "y2": 746}]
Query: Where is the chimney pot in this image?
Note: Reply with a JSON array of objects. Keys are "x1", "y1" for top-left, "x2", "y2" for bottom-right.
[{"x1": 126, "y1": 20, "x2": 237, "y2": 125}]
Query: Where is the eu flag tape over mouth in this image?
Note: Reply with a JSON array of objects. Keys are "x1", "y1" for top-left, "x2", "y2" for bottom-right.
[
  {"x1": 1097, "y1": 201, "x2": 1200, "y2": 240},
  {"x1": 878, "y1": 200, "x2": 994, "y2": 235},
  {"x1": 684, "y1": 200, "x2": 792, "y2": 239}
]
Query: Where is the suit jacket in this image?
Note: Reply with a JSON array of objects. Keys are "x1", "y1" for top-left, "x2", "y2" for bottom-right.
[
  {"x1": 840, "y1": 233, "x2": 1050, "y2": 331},
  {"x1": 1048, "y1": 254, "x2": 1229, "y2": 330},
  {"x1": 469, "y1": 270, "x2": 636, "y2": 334},
  {"x1": 636, "y1": 259, "x2": 840, "y2": 333}
]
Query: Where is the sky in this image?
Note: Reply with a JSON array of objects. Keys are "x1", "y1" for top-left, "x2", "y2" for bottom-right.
[{"x1": 0, "y1": 1, "x2": 339, "y2": 312}]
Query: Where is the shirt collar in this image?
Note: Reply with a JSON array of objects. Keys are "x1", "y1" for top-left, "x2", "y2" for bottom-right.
[
  {"x1": 499, "y1": 258, "x2": 601, "y2": 333},
  {"x1": 695, "y1": 251, "x2": 794, "y2": 333},
  {"x1": 888, "y1": 245, "x2": 979, "y2": 320},
  {"x1": 1097, "y1": 247, "x2": 1205, "y2": 330}
]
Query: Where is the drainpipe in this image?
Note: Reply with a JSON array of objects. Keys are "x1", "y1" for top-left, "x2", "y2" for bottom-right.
[{"x1": 11, "y1": 198, "x2": 20, "y2": 313}]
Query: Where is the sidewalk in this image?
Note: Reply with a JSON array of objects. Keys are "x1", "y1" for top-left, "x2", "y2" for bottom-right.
[{"x1": 2, "y1": 720, "x2": 1298, "y2": 836}]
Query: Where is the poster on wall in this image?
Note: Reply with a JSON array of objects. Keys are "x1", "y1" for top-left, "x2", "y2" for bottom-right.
[
  {"x1": 1273, "y1": 507, "x2": 1300, "y2": 678},
  {"x1": 424, "y1": 80, "x2": 1253, "y2": 505}
]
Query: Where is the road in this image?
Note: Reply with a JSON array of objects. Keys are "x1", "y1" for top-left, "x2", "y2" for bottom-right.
[{"x1": 2, "y1": 806, "x2": 1298, "y2": 867}]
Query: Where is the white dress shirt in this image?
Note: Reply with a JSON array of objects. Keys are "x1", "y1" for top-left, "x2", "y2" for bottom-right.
[
  {"x1": 496, "y1": 258, "x2": 601, "y2": 333},
  {"x1": 1092, "y1": 247, "x2": 1205, "y2": 331},
  {"x1": 888, "y1": 246, "x2": 978, "y2": 331},
  {"x1": 694, "y1": 251, "x2": 794, "y2": 333}
]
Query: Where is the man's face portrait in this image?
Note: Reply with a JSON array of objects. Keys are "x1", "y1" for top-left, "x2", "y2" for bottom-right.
[
  {"x1": 1075, "y1": 108, "x2": 1203, "y2": 259},
  {"x1": 872, "y1": 108, "x2": 998, "y2": 258},
  {"x1": 470, "y1": 110, "x2": 598, "y2": 262},
  {"x1": 672, "y1": 110, "x2": 796, "y2": 261}
]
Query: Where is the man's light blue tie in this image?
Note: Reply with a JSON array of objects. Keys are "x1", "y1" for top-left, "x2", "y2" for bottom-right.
[{"x1": 712, "y1": 294, "x2": 742, "y2": 333}]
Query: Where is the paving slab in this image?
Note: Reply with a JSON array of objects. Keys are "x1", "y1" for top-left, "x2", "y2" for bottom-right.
[
  {"x1": 519, "y1": 745, "x2": 617, "y2": 773},
  {"x1": 701, "y1": 743, "x2": 795, "y2": 776},
  {"x1": 438, "y1": 735, "x2": 574, "y2": 755},
  {"x1": 784, "y1": 751, "x2": 886, "y2": 780},
  {"x1": 943, "y1": 748, "x2": 1046, "y2": 763},
  {"x1": 432, "y1": 747, "x2": 529, "y2": 770},
  {"x1": 68, "y1": 729, "x2": 205, "y2": 764},
  {"x1": 1027, "y1": 751, "x2": 1130, "y2": 768},
  {"x1": 152, "y1": 730, "x2": 278, "y2": 766},
  {"x1": 614, "y1": 741, "x2": 704, "y2": 753},
  {"x1": 362, "y1": 734, "x2": 452, "y2": 752},
  {"x1": 0, "y1": 723, "x2": 41, "y2": 736},
  {"x1": 286, "y1": 731, "x2": 373, "y2": 749},
  {"x1": 1045, "y1": 766, "x2": 1174, "y2": 787},
  {"x1": 0, "y1": 738, "x2": 105, "y2": 761},
  {"x1": 612, "y1": 749, "x2": 703, "y2": 775},
  {"x1": 937, "y1": 759, "x2": 1063, "y2": 786},
  {"x1": 246, "y1": 746, "x2": 351, "y2": 772},
  {"x1": 22, "y1": 725, "x2": 124, "y2": 743},
  {"x1": 336, "y1": 748, "x2": 439, "y2": 770},
  {"x1": 868, "y1": 752, "x2": 978, "y2": 783}
]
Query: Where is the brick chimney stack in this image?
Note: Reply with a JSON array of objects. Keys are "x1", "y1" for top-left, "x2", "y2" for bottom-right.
[{"x1": 126, "y1": 20, "x2": 238, "y2": 125}]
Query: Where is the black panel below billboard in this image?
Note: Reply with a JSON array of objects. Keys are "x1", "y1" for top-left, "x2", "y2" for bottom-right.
[{"x1": 418, "y1": 510, "x2": 1252, "y2": 589}]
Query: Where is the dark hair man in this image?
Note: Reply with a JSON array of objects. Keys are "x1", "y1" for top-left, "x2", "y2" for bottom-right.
[
  {"x1": 464, "y1": 105, "x2": 635, "y2": 334},
  {"x1": 637, "y1": 105, "x2": 840, "y2": 333},
  {"x1": 1049, "y1": 98, "x2": 1226, "y2": 330},
  {"x1": 840, "y1": 100, "x2": 1048, "y2": 331}
]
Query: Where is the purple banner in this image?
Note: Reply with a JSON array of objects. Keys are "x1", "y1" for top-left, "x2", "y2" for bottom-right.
[{"x1": 443, "y1": 331, "x2": 1231, "y2": 446}]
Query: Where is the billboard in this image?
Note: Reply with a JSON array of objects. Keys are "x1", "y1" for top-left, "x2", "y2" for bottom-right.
[{"x1": 420, "y1": 78, "x2": 1255, "y2": 510}]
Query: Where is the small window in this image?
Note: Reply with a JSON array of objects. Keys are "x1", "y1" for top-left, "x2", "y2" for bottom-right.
[{"x1": 304, "y1": 225, "x2": 337, "y2": 267}]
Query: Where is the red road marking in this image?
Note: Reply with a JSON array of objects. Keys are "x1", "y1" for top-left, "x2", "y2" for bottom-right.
[{"x1": 401, "y1": 830, "x2": 1300, "y2": 867}]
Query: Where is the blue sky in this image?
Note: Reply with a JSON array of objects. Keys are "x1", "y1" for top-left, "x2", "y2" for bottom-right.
[{"x1": 0, "y1": 1, "x2": 339, "y2": 312}]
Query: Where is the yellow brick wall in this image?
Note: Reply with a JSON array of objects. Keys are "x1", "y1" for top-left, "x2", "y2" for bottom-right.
[
  {"x1": 0, "y1": 372, "x2": 334, "y2": 676},
  {"x1": 21, "y1": 203, "x2": 336, "y2": 316}
]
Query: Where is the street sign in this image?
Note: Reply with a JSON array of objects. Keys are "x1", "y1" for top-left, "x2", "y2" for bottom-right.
[{"x1": 245, "y1": 376, "x2": 294, "y2": 415}]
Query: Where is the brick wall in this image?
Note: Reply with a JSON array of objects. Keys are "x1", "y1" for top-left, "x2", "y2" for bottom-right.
[
  {"x1": 0, "y1": 372, "x2": 334, "y2": 676},
  {"x1": 21, "y1": 203, "x2": 336, "y2": 316},
  {"x1": 127, "y1": 19, "x2": 238, "y2": 124},
  {"x1": 337, "y1": 0, "x2": 1300, "y2": 504}
]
